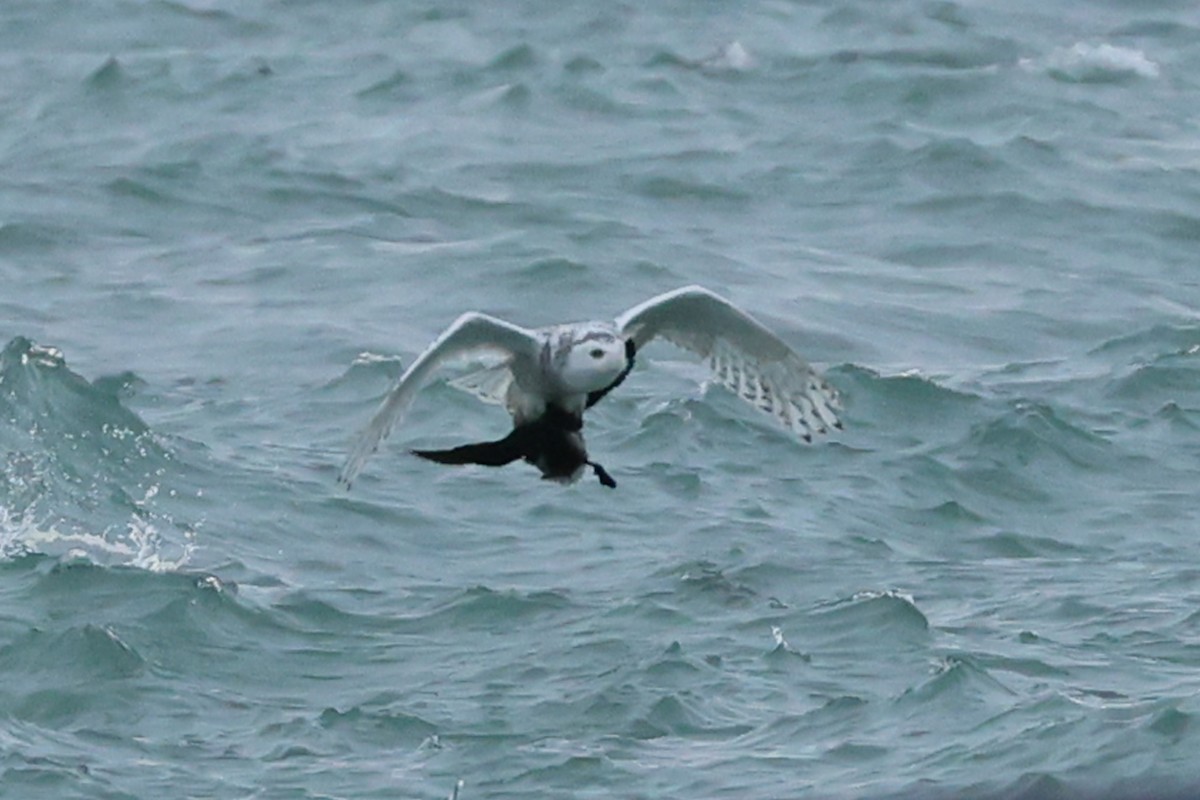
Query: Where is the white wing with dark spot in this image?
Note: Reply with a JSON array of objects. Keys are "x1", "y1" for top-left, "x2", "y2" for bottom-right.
[
  {"x1": 615, "y1": 286, "x2": 840, "y2": 440},
  {"x1": 338, "y1": 313, "x2": 543, "y2": 487}
]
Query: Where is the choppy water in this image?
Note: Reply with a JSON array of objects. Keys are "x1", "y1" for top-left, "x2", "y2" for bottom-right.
[{"x1": 3, "y1": 1, "x2": 1200, "y2": 798}]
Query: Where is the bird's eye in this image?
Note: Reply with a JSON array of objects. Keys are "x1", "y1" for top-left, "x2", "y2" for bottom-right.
[{"x1": 589, "y1": 348, "x2": 605, "y2": 359}]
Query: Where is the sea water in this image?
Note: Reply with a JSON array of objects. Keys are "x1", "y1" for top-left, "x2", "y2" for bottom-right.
[{"x1": 2, "y1": 1, "x2": 1200, "y2": 798}]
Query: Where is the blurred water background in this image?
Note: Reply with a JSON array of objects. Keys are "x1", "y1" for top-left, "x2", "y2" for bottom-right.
[{"x1": 2, "y1": 1, "x2": 1200, "y2": 798}]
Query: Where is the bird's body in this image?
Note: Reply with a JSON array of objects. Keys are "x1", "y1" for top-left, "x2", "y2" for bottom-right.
[{"x1": 338, "y1": 286, "x2": 840, "y2": 490}]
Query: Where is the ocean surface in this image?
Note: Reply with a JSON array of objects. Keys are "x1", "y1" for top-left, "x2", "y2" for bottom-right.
[{"x1": 2, "y1": 1, "x2": 1200, "y2": 798}]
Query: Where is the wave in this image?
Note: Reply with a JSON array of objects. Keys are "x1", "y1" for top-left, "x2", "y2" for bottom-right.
[
  {"x1": 908, "y1": 397, "x2": 1121, "y2": 519},
  {"x1": 85, "y1": 56, "x2": 127, "y2": 91},
  {"x1": 535, "y1": 640, "x2": 755, "y2": 745},
  {"x1": 832, "y1": 364, "x2": 984, "y2": 446},
  {"x1": 630, "y1": 174, "x2": 753, "y2": 205},
  {"x1": 1022, "y1": 42, "x2": 1160, "y2": 83},
  {"x1": 317, "y1": 703, "x2": 438, "y2": 746},
  {"x1": 319, "y1": 350, "x2": 404, "y2": 402},
  {"x1": 488, "y1": 43, "x2": 539, "y2": 73},
  {"x1": 1099, "y1": 327, "x2": 1200, "y2": 410},
  {"x1": 0, "y1": 221, "x2": 83, "y2": 253},
  {"x1": 831, "y1": 41, "x2": 1016, "y2": 71},
  {"x1": 631, "y1": 692, "x2": 753, "y2": 741},
  {"x1": 672, "y1": 560, "x2": 760, "y2": 609},
  {"x1": 508, "y1": 257, "x2": 598, "y2": 292},
  {"x1": 895, "y1": 653, "x2": 1016, "y2": 709},
  {"x1": 415, "y1": 585, "x2": 576, "y2": 631},
  {"x1": 647, "y1": 41, "x2": 755, "y2": 73},
  {"x1": 965, "y1": 530, "x2": 1092, "y2": 560},
  {"x1": 0, "y1": 337, "x2": 195, "y2": 568},
  {"x1": 808, "y1": 590, "x2": 931, "y2": 649},
  {"x1": 957, "y1": 400, "x2": 1114, "y2": 473},
  {"x1": 356, "y1": 67, "x2": 413, "y2": 100}
]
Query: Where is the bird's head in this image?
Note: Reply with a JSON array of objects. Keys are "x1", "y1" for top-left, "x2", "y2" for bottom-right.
[{"x1": 554, "y1": 325, "x2": 630, "y2": 394}]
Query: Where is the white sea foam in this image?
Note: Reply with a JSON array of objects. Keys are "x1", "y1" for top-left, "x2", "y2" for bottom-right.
[
  {"x1": 352, "y1": 351, "x2": 403, "y2": 367},
  {"x1": 128, "y1": 515, "x2": 196, "y2": 573},
  {"x1": 771, "y1": 625, "x2": 787, "y2": 649},
  {"x1": 705, "y1": 41, "x2": 753, "y2": 72},
  {"x1": 0, "y1": 496, "x2": 194, "y2": 573},
  {"x1": 1023, "y1": 42, "x2": 1160, "y2": 82},
  {"x1": 1, "y1": 507, "x2": 130, "y2": 561},
  {"x1": 0, "y1": 504, "x2": 35, "y2": 557}
]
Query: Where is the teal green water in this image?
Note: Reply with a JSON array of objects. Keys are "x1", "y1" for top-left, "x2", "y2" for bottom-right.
[{"x1": 3, "y1": 2, "x2": 1200, "y2": 798}]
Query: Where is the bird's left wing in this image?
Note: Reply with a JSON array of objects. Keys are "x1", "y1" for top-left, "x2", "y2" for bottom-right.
[
  {"x1": 338, "y1": 313, "x2": 542, "y2": 488},
  {"x1": 615, "y1": 285, "x2": 841, "y2": 441}
]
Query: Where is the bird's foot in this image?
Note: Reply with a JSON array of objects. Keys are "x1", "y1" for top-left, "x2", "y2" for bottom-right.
[{"x1": 587, "y1": 460, "x2": 617, "y2": 489}]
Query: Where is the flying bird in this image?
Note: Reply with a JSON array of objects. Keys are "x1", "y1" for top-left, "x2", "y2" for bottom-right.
[{"x1": 338, "y1": 285, "x2": 840, "y2": 490}]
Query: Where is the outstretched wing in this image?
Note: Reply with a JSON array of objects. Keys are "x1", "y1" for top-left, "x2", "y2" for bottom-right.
[
  {"x1": 614, "y1": 286, "x2": 841, "y2": 440},
  {"x1": 448, "y1": 363, "x2": 515, "y2": 410},
  {"x1": 338, "y1": 313, "x2": 543, "y2": 488}
]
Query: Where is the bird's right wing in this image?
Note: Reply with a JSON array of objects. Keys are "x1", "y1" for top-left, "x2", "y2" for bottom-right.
[
  {"x1": 615, "y1": 286, "x2": 840, "y2": 441},
  {"x1": 338, "y1": 313, "x2": 542, "y2": 488}
]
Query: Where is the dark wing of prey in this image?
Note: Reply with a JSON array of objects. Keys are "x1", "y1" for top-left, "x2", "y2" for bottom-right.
[{"x1": 412, "y1": 429, "x2": 529, "y2": 466}]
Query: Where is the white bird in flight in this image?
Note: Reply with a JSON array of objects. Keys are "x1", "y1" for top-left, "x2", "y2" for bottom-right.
[{"x1": 338, "y1": 285, "x2": 841, "y2": 490}]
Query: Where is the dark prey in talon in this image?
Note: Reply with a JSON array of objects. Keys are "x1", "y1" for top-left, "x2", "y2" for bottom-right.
[
  {"x1": 411, "y1": 403, "x2": 620, "y2": 489},
  {"x1": 337, "y1": 286, "x2": 842, "y2": 490}
]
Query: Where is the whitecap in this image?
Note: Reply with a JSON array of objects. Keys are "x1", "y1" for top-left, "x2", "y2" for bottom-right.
[
  {"x1": 766, "y1": 624, "x2": 812, "y2": 662},
  {"x1": 0, "y1": 502, "x2": 194, "y2": 573},
  {"x1": 852, "y1": 588, "x2": 916, "y2": 605},
  {"x1": 667, "y1": 40, "x2": 754, "y2": 73},
  {"x1": 1023, "y1": 42, "x2": 1160, "y2": 83},
  {"x1": 351, "y1": 351, "x2": 403, "y2": 367},
  {"x1": 0, "y1": 504, "x2": 38, "y2": 557},
  {"x1": 771, "y1": 625, "x2": 787, "y2": 648},
  {"x1": 128, "y1": 515, "x2": 196, "y2": 574},
  {"x1": 705, "y1": 41, "x2": 754, "y2": 72}
]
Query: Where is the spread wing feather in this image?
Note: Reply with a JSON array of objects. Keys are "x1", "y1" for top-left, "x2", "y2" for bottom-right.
[
  {"x1": 615, "y1": 286, "x2": 840, "y2": 440},
  {"x1": 448, "y1": 363, "x2": 516, "y2": 410},
  {"x1": 338, "y1": 313, "x2": 542, "y2": 487}
]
